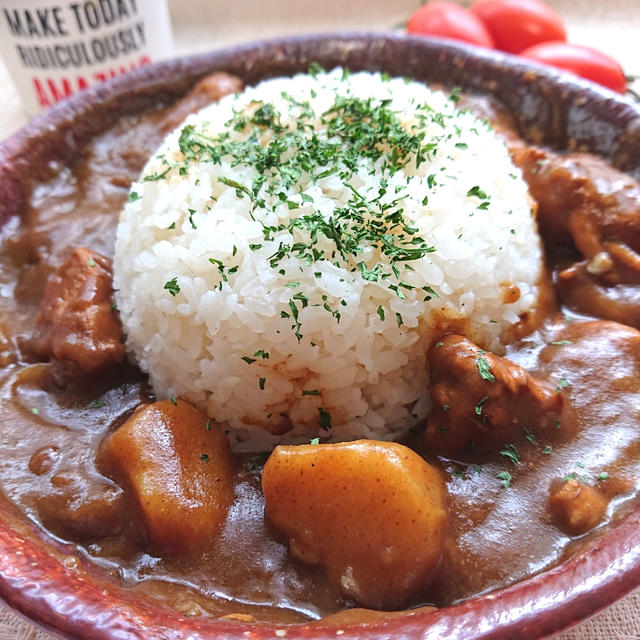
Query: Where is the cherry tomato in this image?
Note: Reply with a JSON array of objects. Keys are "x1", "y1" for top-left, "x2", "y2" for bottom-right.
[
  {"x1": 471, "y1": 0, "x2": 566, "y2": 53},
  {"x1": 407, "y1": 2, "x2": 495, "y2": 49},
  {"x1": 520, "y1": 42, "x2": 627, "y2": 93}
]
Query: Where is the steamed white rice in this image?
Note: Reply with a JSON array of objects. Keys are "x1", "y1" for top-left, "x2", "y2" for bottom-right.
[{"x1": 113, "y1": 68, "x2": 543, "y2": 450}]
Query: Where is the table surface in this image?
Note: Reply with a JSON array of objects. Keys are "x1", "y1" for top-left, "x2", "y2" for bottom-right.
[{"x1": 1, "y1": 1, "x2": 640, "y2": 638}]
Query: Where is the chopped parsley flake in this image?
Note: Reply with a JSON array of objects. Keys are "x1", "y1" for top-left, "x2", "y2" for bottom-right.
[
  {"x1": 127, "y1": 191, "x2": 141, "y2": 202},
  {"x1": 259, "y1": 377, "x2": 266, "y2": 390},
  {"x1": 467, "y1": 185, "x2": 489, "y2": 199},
  {"x1": 200, "y1": 453, "x2": 209, "y2": 461},
  {"x1": 89, "y1": 401, "x2": 104, "y2": 409},
  {"x1": 555, "y1": 378, "x2": 570, "y2": 393},
  {"x1": 164, "y1": 277, "x2": 180, "y2": 296},
  {"x1": 310, "y1": 437, "x2": 320, "y2": 445},
  {"x1": 474, "y1": 396, "x2": 488, "y2": 415},
  {"x1": 143, "y1": 167, "x2": 170, "y2": 182},
  {"x1": 170, "y1": 396, "x2": 177, "y2": 406},
  {"x1": 499, "y1": 444, "x2": 520, "y2": 466},
  {"x1": 496, "y1": 470, "x2": 512, "y2": 488},
  {"x1": 318, "y1": 407, "x2": 332, "y2": 431},
  {"x1": 477, "y1": 356, "x2": 495, "y2": 382},
  {"x1": 302, "y1": 389, "x2": 320, "y2": 396}
]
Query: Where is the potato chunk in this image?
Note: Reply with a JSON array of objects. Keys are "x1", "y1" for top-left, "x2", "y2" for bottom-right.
[
  {"x1": 103, "y1": 399, "x2": 234, "y2": 553},
  {"x1": 262, "y1": 440, "x2": 447, "y2": 609}
]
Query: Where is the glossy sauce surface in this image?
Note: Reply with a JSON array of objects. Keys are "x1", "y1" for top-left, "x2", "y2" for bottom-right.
[{"x1": 0, "y1": 93, "x2": 639, "y2": 622}]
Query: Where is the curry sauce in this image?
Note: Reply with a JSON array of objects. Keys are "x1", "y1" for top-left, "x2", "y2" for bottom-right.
[{"x1": 1, "y1": 74, "x2": 640, "y2": 622}]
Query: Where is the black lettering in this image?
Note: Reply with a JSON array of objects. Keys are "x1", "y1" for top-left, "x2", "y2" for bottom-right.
[
  {"x1": 68, "y1": 4, "x2": 84, "y2": 32},
  {"x1": 115, "y1": 0, "x2": 131, "y2": 19},
  {"x1": 52, "y1": 7, "x2": 68, "y2": 36},
  {"x1": 46, "y1": 44, "x2": 57, "y2": 68},
  {"x1": 78, "y1": 41, "x2": 92, "y2": 65},
  {"x1": 135, "y1": 20, "x2": 145, "y2": 46},
  {"x1": 103, "y1": 33, "x2": 118, "y2": 58},
  {"x1": 16, "y1": 44, "x2": 29, "y2": 67},
  {"x1": 91, "y1": 36, "x2": 106, "y2": 61},
  {"x1": 3, "y1": 9, "x2": 24, "y2": 37},
  {"x1": 119, "y1": 28, "x2": 135, "y2": 53},
  {"x1": 35, "y1": 9, "x2": 56, "y2": 37},
  {"x1": 128, "y1": 0, "x2": 137, "y2": 16},
  {"x1": 67, "y1": 43, "x2": 84, "y2": 67},
  {"x1": 54, "y1": 44, "x2": 70, "y2": 68},
  {"x1": 84, "y1": 2, "x2": 101, "y2": 29},
  {"x1": 25, "y1": 11, "x2": 41, "y2": 37},
  {"x1": 98, "y1": 0, "x2": 115, "y2": 24}
]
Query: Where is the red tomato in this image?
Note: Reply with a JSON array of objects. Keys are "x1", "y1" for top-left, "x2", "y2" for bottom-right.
[
  {"x1": 471, "y1": 0, "x2": 566, "y2": 53},
  {"x1": 407, "y1": 2, "x2": 495, "y2": 49},
  {"x1": 520, "y1": 42, "x2": 627, "y2": 93}
]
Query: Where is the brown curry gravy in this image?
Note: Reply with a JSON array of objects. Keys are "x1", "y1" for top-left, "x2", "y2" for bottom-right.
[{"x1": 1, "y1": 85, "x2": 640, "y2": 623}]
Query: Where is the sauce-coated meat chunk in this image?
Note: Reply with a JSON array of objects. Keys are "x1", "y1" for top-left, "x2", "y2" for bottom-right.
[
  {"x1": 262, "y1": 440, "x2": 447, "y2": 610},
  {"x1": 512, "y1": 145, "x2": 640, "y2": 326},
  {"x1": 425, "y1": 334, "x2": 564, "y2": 457},
  {"x1": 159, "y1": 72, "x2": 243, "y2": 135},
  {"x1": 556, "y1": 262, "x2": 640, "y2": 329},
  {"x1": 513, "y1": 146, "x2": 640, "y2": 282},
  {"x1": 103, "y1": 399, "x2": 234, "y2": 553},
  {"x1": 549, "y1": 478, "x2": 608, "y2": 535},
  {"x1": 34, "y1": 247, "x2": 125, "y2": 376}
]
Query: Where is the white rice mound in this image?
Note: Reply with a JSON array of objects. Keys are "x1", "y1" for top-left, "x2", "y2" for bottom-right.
[{"x1": 114, "y1": 68, "x2": 543, "y2": 450}]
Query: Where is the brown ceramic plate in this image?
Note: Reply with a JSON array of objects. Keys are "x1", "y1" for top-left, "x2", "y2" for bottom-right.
[{"x1": 1, "y1": 33, "x2": 640, "y2": 640}]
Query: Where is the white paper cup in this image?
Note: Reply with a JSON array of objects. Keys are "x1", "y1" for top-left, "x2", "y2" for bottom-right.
[{"x1": 0, "y1": 0, "x2": 173, "y2": 115}]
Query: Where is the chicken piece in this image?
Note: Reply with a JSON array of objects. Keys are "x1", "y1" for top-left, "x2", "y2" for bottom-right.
[
  {"x1": 512, "y1": 145, "x2": 640, "y2": 284},
  {"x1": 103, "y1": 399, "x2": 234, "y2": 553},
  {"x1": 511, "y1": 146, "x2": 583, "y2": 245},
  {"x1": 33, "y1": 247, "x2": 125, "y2": 377},
  {"x1": 425, "y1": 334, "x2": 564, "y2": 458},
  {"x1": 159, "y1": 72, "x2": 243, "y2": 135},
  {"x1": 556, "y1": 261, "x2": 640, "y2": 329},
  {"x1": 549, "y1": 478, "x2": 608, "y2": 535},
  {"x1": 262, "y1": 440, "x2": 447, "y2": 610}
]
